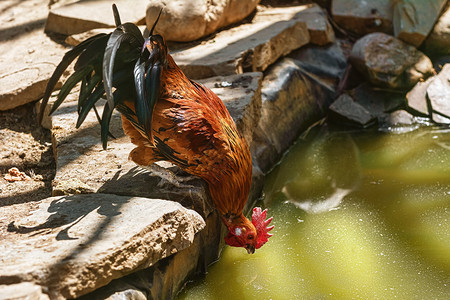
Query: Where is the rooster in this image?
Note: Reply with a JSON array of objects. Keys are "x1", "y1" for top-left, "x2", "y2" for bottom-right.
[{"x1": 39, "y1": 5, "x2": 273, "y2": 254}]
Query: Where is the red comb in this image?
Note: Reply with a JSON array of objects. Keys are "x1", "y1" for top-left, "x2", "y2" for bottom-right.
[{"x1": 251, "y1": 207, "x2": 274, "y2": 249}]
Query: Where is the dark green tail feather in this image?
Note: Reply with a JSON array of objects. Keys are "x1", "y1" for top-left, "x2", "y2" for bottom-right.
[{"x1": 39, "y1": 4, "x2": 163, "y2": 150}]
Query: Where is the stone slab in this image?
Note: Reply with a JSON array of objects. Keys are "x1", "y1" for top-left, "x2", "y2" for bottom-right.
[
  {"x1": 406, "y1": 75, "x2": 434, "y2": 117},
  {"x1": 423, "y1": 3, "x2": 450, "y2": 55},
  {"x1": 45, "y1": 0, "x2": 147, "y2": 35},
  {"x1": 171, "y1": 5, "x2": 311, "y2": 79},
  {"x1": 332, "y1": 0, "x2": 393, "y2": 36},
  {"x1": 427, "y1": 64, "x2": 450, "y2": 124},
  {"x1": 393, "y1": 0, "x2": 447, "y2": 47},
  {"x1": 329, "y1": 93, "x2": 377, "y2": 127},
  {"x1": 350, "y1": 83, "x2": 405, "y2": 117},
  {"x1": 0, "y1": 194, "x2": 205, "y2": 299},
  {"x1": 0, "y1": 282, "x2": 49, "y2": 300},
  {"x1": 298, "y1": 4, "x2": 335, "y2": 45},
  {"x1": 0, "y1": 1, "x2": 68, "y2": 111}
]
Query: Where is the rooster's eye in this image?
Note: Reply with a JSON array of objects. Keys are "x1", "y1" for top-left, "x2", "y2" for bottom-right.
[{"x1": 248, "y1": 234, "x2": 254, "y2": 240}]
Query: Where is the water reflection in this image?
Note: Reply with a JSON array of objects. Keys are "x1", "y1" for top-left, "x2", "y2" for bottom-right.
[{"x1": 179, "y1": 126, "x2": 450, "y2": 299}]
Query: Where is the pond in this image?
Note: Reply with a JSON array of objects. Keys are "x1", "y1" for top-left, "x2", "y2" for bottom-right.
[{"x1": 178, "y1": 125, "x2": 450, "y2": 299}]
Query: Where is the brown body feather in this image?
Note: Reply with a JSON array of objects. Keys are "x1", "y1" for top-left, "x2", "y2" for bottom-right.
[{"x1": 122, "y1": 55, "x2": 252, "y2": 217}]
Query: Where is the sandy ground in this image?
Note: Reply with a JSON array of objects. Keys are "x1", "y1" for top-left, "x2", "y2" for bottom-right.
[{"x1": 0, "y1": 0, "x2": 62, "y2": 240}]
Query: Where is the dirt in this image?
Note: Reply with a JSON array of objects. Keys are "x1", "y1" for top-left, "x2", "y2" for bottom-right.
[
  {"x1": 0, "y1": 102, "x2": 55, "y2": 239},
  {"x1": 0, "y1": 0, "x2": 76, "y2": 239}
]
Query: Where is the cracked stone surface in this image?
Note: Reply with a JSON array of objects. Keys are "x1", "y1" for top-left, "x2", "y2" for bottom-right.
[
  {"x1": 0, "y1": 1, "x2": 67, "y2": 111},
  {"x1": 0, "y1": 194, "x2": 204, "y2": 299}
]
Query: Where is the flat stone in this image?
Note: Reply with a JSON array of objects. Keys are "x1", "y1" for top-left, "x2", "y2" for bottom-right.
[
  {"x1": 288, "y1": 42, "x2": 347, "y2": 87},
  {"x1": 378, "y1": 110, "x2": 421, "y2": 133},
  {"x1": 292, "y1": 4, "x2": 335, "y2": 46},
  {"x1": 45, "y1": 0, "x2": 147, "y2": 35},
  {"x1": 329, "y1": 93, "x2": 376, "y2": 127},
  {"x1": 78, "y1": 211, "x2": 224, "y2": 300},
  {"x1": 350, "y1": 83, "x2": 405, "y2": 117},
  {"x1": 427, "y1": 64, "x2": 450, "y2": 123},
  {"x1": 406, "y1": 76, "x2": 434, "y2": 117},
  {"x1": 171, "y1": 5, "x2": 310, "y2": 79},
  {"x1": 350, "y1": 32, "x2": 433, "y2": 89},
  {"x1": 422, "y1": 3, "x2": 450, "y2": 56},
  {"x1": 0, "y1": 282, "x2": 49, "y2": 300},
  {"x1": 0, "y1": 2, "x2": 68, "y2": 111},
  {"x1": 383, "y1": 110, "x2": 415, "y2": 126},
  {"x1": 65, "y1": 26, "x2": 148, "y2": 46},
  {"x1": 332, "y1": 0, "x2": 393, "y2": 36},
  {"x1": 1, "y1": 194, "x2": 204, "y2": 299},
  {"x1": 198, "y1": 72, "x2": 263, "y2": 145},
  {"x1": 393, "y1": 0, "x2": 447, "y2": 47},
  {"x1": 146, "y1": 0, "x2": 259, "y2": 42}
]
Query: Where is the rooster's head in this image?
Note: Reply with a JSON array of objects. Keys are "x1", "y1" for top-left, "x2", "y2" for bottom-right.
[{"x1": 224, "y1": 207, "x2": 273, "y2": 254}]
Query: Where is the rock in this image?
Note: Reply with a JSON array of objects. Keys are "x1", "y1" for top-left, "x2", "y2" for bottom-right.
[
  {"x1": 331, "y1": 0, "x2": 393, "y2": 36},
  {"x1": 0, "y1": 282, "x2": 49, "y2": 300},
  {"x1": 350, "y1": 33, "x2": 434, "y2": 90},
  {"x1": 0, "y1": 2, "x2": 67, "y2": 111},
  {"x1": 384, "y1": 110, "x2": 415, "y2": 125},
  {"x1": 45, "y1": 0, "x2": 147, "y2": 35},
  {"x1": 288, "y1": 42, "x2": 347, "y2": 87},
  {"x1": 78, "y1": 211, "x2": 224, "y2": 300},
  {"x1": 65, "y1": 26, "x2": 148, "y2": 47},
  {"x1": 171, "y1": 5, "x2": 310, "y2": 79},
  {"x1": 252, "y1": 56, "x2": 338, "y2": 173},
  {"x1": 295, "y1": 4, "x2": 335, "y2": 46},
  {"x1": 392, "y1": 0, "x2": 447, "y2": 47},
  {"x1": 350, "y1": 83, "x2": 405, "y2": 118},
  {"x1": 328, "y1": 93, "x2": 376, "y2": 127},
  {"x1": 146, "y1": 0, "x2": 260, "y2": 42},
  {"x1": 422, "y1": 3, "x2": 450, "y2": 56},
  {"x1": 0, "y1": 194, "x2": 205, "y2": 299},
  {"x1": 198, "y1": 72, "x2": 263, "y2": 145},
  {"x1": 406, "y1": 76, "x2": 434, "y2": 117},
  {"x1": 427, "y1": 64, "x2": 450, "y2": 124},
  {"x1": 406, "y1": 63, "x2": 450, "y2": 124},
  {"x1": 378, "y1": 110, "x2": 418, "y2": 133}
]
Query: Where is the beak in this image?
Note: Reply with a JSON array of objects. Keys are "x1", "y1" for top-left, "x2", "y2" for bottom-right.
[{"x1": 246, "y1": 245, "x2": 255, "y2": 254}]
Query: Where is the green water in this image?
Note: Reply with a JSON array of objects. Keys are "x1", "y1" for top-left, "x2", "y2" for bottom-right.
[{"x1": 179, "y1": 127, "x2": 450, "y2": 299}]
